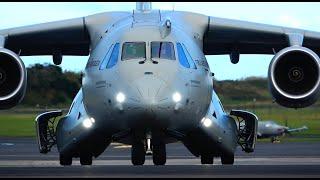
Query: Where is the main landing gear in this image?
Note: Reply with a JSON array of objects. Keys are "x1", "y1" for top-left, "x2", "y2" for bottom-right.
[
  {"x1": 59, "y1": 151, "x2": 93, "y2": 166},
  {"x1": 59, "y1": 153, "x2": 72, "y2": 166},
  {"x1": 200, "y1": 152, "x2": 234, "y2": 165},
  {"x1": 221, "y1": 152, "x2": 234, "y2": 165},
  {"x1": 80, "y1": 151, "x2": 93, "y2": 165},
  {"x1": 201, "y1": 154, "x2": 214, "y2": 164}
]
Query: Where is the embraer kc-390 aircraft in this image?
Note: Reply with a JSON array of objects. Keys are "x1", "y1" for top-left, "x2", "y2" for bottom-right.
[{"x1": 0, "y1": 2, "x2": 319, "y2": 166}]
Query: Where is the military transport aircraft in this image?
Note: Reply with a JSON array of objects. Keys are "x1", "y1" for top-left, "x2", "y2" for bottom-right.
[
  {"x1": 257, "y1": 120, "x2": 308, "y2": 143},
  {"x1": 0, "y1": 2, "x2": 319, "y2": 166}
]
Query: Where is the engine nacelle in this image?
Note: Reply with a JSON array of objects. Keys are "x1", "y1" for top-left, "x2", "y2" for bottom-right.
[
  {"x1": 268, "y1": 46, "x2": 320, "y2": 108},
  {"x1": 0, "y1": 48, "x2": 27, "y2": 109}
]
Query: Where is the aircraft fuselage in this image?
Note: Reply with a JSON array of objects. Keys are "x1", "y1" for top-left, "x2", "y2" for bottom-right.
[{"x1": 55, "y1": 9, "x2": 241, "y2": 165}]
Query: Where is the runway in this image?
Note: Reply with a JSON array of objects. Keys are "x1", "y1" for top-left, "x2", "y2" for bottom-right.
[{"x1": 0, "y1": 138, "x2": 320, "y2": 177}]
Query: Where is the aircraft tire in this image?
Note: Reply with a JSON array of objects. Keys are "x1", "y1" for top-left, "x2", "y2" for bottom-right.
[
  {"x1": 152, "y1": 141, "x2": 166, "y2": 165},
  {"x1": 201, "y1": 154, "x2": 213, "y2": 164},
  {"x1": 221, "y1": 152, "x2": 234, "y2": 165},
  {"x1": 59, "y1": 154, "x2": 72, "y2": 166},
  {"x1": 80, "y1": 153, "x2": 92, "y2": 165},
  {"x1": 131, "y1": 141, "x2": 145, "y2": 165}
]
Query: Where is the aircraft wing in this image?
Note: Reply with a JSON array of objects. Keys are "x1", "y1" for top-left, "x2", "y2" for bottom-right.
[
  {"x1": 286, "y1": 125, "x2": 308, "y2": 133},
  {"x1": 0, "y1": 17, "x2": 91, "y2": 56},
  {"x1": 203, "y1": 16, "x2": 320, "y2": 55}
]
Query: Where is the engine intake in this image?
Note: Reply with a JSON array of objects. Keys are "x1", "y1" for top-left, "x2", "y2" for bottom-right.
[
  {"x1": 0, "y1": 48, "x2": 27, "y2": 109},
  {"x1": 268, "y1": 46, "x2": 320, "y2": 108}
]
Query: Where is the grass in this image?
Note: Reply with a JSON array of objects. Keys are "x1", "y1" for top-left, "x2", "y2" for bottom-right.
[
  {"x1": 0, "y1": 105, "x2": 319, "y2": 143},
  {"x1": 0, "y1": 113, "x2": 37, "y2": 137},
  {"x1": 228, "y1": 105, "x2": 320, "y2": 142}
]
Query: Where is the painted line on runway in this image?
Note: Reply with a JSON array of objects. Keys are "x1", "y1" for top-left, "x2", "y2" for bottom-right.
[
  {"x1": 0, "y1": 143, "x2": 14, "y2": 146},
  {"x1": 0, "y1": 157, "x2": 320, "y2": 167}
]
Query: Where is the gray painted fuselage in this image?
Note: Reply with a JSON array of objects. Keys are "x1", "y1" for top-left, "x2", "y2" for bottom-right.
[{"x1": 56, "y1": 10, "x2": 238, "y2": 159}]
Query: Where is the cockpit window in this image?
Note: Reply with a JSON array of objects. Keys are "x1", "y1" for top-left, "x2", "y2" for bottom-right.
[
  {"x1": 177, "y1": 43, "x2": 197, "y2": 69},
  {"x1": 122, "y1": 42, "x2": 146, "y2": 60},
  {"x1": 177, "y1": 43, "x2": 190, "y2": 68},
  {"x1": 107, "y1": 43, "x2": 120, "y2": 68},
  {"x1": 181, "y1": 43, "x2": 197, "y2": 69},
  {"x1": 99, "y1": 43, "x2": 120, "y2": 70},
  {"x1": 99, "y1": 44, "x2": 113, "y2": 70},
  {"x1": 151, "y1": 42, "x2": 175, "y2": 60}
]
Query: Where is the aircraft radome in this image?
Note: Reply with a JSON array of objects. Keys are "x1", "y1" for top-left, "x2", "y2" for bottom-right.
[{"x1": 0, "y1": 2, "x2": 319, "y2": 166}]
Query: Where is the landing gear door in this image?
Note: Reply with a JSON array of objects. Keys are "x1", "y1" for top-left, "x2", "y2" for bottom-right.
[
  {"x1": 35, "y1": 110, "x2": 62, "y2": 154},
  {"x1": 230, "y1": 110, "x2": 258, "y2": 153}
]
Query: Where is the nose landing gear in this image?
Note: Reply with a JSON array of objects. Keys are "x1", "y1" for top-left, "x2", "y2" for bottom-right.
[
  {"x1": 151, "y1": 139, "x2": 166, "y2": 165},
  {"x1": 130, "y1": 132, "x2": 167, "y2": 165},
  {"x1": 131, "y1": 139, "x2": 146, "y2": 165},
  {"x1": 146, "y1": 138, "x2": 153, "y2": 155}
]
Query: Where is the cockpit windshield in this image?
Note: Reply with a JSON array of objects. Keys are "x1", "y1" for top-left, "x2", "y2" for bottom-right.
[
  {"x1": 151, "y1": 42, "x2": 175, "y2": 60},
  {"x1": 122, "y1": 42, "x2": 146, "y2": 60}
]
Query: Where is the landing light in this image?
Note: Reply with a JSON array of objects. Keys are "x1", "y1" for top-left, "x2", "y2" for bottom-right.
[
  {"x1": 83, "y1": 117, "x2": 95, "y2": 128},
  {"x1": 172, "y1": 92, "x2": 182, "y2": 103},
  {"x1": 116, "y1": 92, "x2": 126, "y2": 103},
  {"x1": 201, "y1": 117, "x2": 212, "y2": 127}
]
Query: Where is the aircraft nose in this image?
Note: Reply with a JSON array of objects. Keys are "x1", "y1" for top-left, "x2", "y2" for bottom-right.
[
  {"x1": 133, "y1": 75, "x2": 167, "y2": 106},
  {"x1": 126, "y1": 75, "x2": 171, "y2": 129}
]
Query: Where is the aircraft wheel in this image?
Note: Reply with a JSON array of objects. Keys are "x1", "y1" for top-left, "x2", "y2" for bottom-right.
[
  {"x1": 201, "y1": 154, "x2": 214, "y2": 164},
  {"x1": 131, "y1": 140, "x2": 145, "y2": 165},
  {"x1": 152, "y1": 141, "x2": 166, "y2": 165},
  {"x1": 80, "y1": 152, "x2": 92, "y2": 165},
  {"x1": 59, "y1": 153, "x2": 72, "y2": 166},
  {"x1": 221, "y1": 152, "x2": 234, "y2": 165}
]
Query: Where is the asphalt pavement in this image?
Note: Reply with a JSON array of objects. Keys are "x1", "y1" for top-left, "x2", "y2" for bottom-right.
[{"x1": 0, "y1": 138, "x2": 319, "y2": 178}]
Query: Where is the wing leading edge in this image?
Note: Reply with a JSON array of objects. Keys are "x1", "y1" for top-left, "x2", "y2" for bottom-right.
[
  {"x1": 0, "y1": 11, "x2": 131, "y2": 57},
  {"x1": 0, "y1": 17, "x2": 90, "y2": 56},
  {"x1": 203, "y1": 16, "x2": 320, "y2": 55}
]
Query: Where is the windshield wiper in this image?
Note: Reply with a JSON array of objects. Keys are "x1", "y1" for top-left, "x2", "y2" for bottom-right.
[
  {"x1": 139, "y1": 58, "x2": 158, "y2": 64},
  {"x1": 151, "y1": 58, "x2": 158, "y2": 64},
  {"x1": 138, "y1": 57, "x2": 147, "y2": 64}
]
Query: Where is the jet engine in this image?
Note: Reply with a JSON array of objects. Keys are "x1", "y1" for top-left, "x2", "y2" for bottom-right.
[
  {"x1": 268, "y1": 46, "x2": 320, "y2": 108},
  {"x1": 0, "y1": 48, "x2": 27, "y2": 109}
]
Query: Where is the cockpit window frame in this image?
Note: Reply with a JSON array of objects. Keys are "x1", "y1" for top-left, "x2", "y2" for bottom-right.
[{"x1": 121, "y1": 41, "x2": 146, "y2": 61}]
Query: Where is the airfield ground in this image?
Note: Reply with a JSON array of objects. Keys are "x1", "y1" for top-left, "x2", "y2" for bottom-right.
[
  {"x1": 0, "y1": 105, "x2": 319, "y2": 142},
  {"x1": 0, "y1": 106, "x2": 319, "y2": 177},
  {"x1": 0, "y1": 138, "x2": 319, "y2": 177}
]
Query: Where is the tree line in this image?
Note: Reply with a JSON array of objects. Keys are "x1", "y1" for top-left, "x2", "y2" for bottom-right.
[{"x1": 21, "y1": 63, "x2": 81, "y2": 107}]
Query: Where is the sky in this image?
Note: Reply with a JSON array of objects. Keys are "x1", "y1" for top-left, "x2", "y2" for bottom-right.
[{"x1": 0, "y1": 2, "x2": 320, "y2": 80}]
